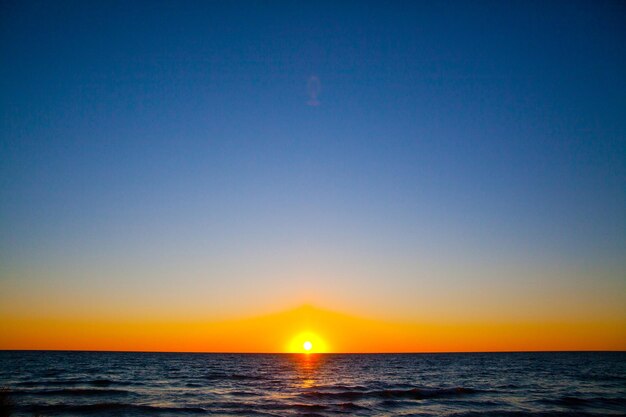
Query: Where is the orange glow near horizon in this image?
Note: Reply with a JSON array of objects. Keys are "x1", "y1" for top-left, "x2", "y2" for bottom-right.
[{"x1": 1, "y1": 305, "x2": 625, "y2": 353}]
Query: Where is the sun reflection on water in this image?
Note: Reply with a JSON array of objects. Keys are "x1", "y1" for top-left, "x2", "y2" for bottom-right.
[{"x1": 293, "y1": 352, "x2": 324, "y2": 389}]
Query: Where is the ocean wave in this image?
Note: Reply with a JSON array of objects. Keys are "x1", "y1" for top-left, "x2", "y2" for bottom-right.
[
  {"x1": 12, "y1": 388, "x2": 133, "y2": 397},
  {"x1": 40, "y1": 369, "x2": 64, "y2": 377},
  {"x1": 203, "y1": 371, "x2": 261, "y2": 381},
  {"x1": 228, "y1": 390, "x2": 259, "y2": 397},
  {"x1": 24, "y1": 402, "x2": 206, "y2": 414},
  {"x1": 302, "y1": 386, "x2": 482, "y2": 401},
  {"x1": 336, "y1": 401, "x2": 370, "y2": 411},
  {"x1": 311, "y1": 383, "x2": 369, "y2": 392},
  {"x1": 208, "y1": 399, "x2": 365, "y2": 414},
  {"x1": 449, "y1": 412, "x2": 612, "y2": 417},
  {"x1": 539, "y1": 395, "x2": 626, "y2": 408},
  {"x1": 208, "y1": 401, "x2": 285, "y2": 416},
  {"x1": 377, "y1": 399, "x2": 417, "y2": 408},
  {"x1": 90, "y1": 378, "x2": 115, "y2": 387},
  {"x1": 13, "y1": 381, "x2": 37, "y2": 387},
  {"x1": 15, "y1": 378, "x2": 142, "y2": 388},
  {"x1": 293, "y1": 403, "x2": 328, "y2": 411}
]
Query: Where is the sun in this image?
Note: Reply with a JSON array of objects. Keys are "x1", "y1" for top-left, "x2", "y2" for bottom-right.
[{"x1": 303, "y1": 341, "x2": 313, "y2": 352}]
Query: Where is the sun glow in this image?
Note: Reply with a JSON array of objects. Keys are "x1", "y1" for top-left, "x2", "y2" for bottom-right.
[{"x1": 287, "y1": 331, "x2": 328, "y2": 353}]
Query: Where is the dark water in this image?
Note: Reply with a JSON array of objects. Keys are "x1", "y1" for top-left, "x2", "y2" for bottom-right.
[{"x1": 1, "y1": 351, "x2": 625, "y2": 416}]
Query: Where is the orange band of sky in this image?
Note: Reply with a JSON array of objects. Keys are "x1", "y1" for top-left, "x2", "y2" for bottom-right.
[{"x1": 2, "y1": 305, "x2": 624, "y2": 353}]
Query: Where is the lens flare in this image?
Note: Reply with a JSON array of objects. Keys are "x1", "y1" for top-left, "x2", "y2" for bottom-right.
[{"x1": 307, "y1": 75, "x2": 321, "y2": 106}]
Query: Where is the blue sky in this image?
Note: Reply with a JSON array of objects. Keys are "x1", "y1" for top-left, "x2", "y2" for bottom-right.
[{"x1": 1, "y1": 1, "x2": 625, "y2": 322}]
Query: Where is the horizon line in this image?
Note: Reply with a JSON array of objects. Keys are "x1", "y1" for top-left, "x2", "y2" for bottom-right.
[{"x1": 2, "y1": 348, "x2": 625, "y2": 355}]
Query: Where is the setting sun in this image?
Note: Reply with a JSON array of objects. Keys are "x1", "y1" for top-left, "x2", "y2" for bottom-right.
[{"x1": 303, "y1": 341, "x2": 312, "y2": 352}]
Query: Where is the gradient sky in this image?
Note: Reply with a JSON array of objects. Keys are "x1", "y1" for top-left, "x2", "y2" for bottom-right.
[{"x1": 1, "y1": 1, "x2": 625, "y2": 351}]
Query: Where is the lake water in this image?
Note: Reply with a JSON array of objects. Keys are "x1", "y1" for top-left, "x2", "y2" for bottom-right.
[{"x1": 1, "y1": 351, "x2": 625, "y2": 416}]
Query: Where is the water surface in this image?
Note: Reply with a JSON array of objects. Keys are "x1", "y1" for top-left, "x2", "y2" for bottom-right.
[{"x1": 1, "y1": 351, "x2": 625, "y2": 416}]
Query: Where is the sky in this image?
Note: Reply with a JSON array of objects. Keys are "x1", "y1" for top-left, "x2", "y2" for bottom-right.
[{"x1": 1, "y1": 0, "x2": 625, "y2": 352}]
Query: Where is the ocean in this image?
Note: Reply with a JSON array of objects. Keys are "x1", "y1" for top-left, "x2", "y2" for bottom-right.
[{"x1": 1, "y1": 351, "x2": 625, "y2": 416}]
